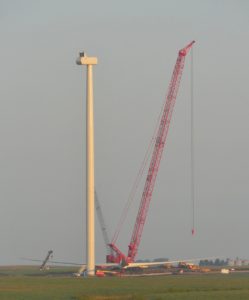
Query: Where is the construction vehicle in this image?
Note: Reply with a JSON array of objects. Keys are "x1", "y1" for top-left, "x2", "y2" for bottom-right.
[
  {"x1": 178, "y1": 262, "x2": 199, "y2": 270},
  {"x1": 107, "y1": 41, "x2": 195, "y2": 264}
]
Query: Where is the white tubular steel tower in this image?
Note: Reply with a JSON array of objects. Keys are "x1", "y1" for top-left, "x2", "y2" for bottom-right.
[{"x1": 76, "y1": 52, "x2": 98, "y2": 276}]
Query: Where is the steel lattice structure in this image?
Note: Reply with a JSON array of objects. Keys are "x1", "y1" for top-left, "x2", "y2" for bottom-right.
[{"x1": 108, "y1": 41, "x2": 195, "y2": 264}]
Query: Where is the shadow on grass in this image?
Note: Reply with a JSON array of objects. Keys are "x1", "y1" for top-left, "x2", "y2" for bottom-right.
[{"x1": 72, "y1": 295, "x2": 146, "y2": 300}]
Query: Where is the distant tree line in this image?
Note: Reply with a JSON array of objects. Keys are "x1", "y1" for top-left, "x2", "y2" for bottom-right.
[
  {"x1": 199, "y1": 259, "x2": 228, "y2": 266},
  {"x1": 137, "y1": 258, "x2": 228, "y2": 266}
]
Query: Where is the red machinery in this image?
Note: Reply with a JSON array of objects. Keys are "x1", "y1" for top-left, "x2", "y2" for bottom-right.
[{"x1": 107, "y1": 41, "x2": 195, "y2": 264}]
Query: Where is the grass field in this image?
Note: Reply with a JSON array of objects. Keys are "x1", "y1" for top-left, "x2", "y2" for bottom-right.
[{"x1": 0, "y1": 266, "x2": 249, "y2": 300}]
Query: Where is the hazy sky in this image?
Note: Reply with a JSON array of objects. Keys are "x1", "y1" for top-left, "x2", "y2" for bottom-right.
[{"x1": 1, "y1": 0, "x2": 249, "y2": 265}]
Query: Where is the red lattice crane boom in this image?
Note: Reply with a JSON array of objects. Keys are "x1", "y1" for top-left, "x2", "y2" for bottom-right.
[{"x1": 108, "y1": 41, "x2": 195, "y2": 264}]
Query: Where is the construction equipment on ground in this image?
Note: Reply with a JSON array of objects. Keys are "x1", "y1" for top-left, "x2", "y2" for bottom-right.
[
  {"x1": 40, "y1": 250, "x2": 53, "y2": 270},
  {"x1": 107, "y1": 41, "x2": 195, "y2": 264}
]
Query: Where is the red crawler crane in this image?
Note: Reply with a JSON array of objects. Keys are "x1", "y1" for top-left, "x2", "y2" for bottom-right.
[{"x1": 107, "y1": 41, "x2": 195, "y2": 264}]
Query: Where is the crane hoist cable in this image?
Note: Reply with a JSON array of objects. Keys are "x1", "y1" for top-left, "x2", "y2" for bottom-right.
[
  {"x1": 111, "y1": 103, "x2": 164, "y2": 244},
  {"x1": 190, "y1": 47, "x2": 195, "y2": 236}
]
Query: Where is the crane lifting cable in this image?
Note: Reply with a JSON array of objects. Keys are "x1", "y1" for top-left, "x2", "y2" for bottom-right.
[
  {"x1": 108, "y1": 41, "x2": 195, "y2": 264},
  {"x1": 190, "y1": 47, "x2": 195, "y2": 236},
  {"x1": 112, "y1": 103, "x2": 165, "y2": 244}
]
